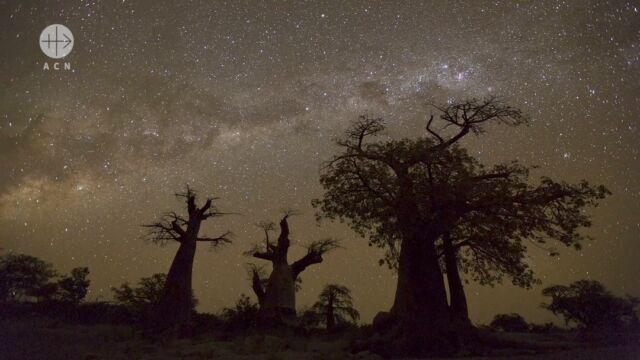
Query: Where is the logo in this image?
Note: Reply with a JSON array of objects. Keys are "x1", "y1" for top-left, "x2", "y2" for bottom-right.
[{"x1": 39, "y1": 24, "x2": 73, "y2": 59}]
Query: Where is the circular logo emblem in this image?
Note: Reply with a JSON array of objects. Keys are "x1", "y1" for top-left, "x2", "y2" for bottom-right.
[{"x1": 39, "y1": 24, "x2": 74, "y2": 59}]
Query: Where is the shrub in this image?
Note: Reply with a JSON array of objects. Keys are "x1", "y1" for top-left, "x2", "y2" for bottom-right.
[{"x1": 489, "y1": 313, "x2": 529, "y2": 332}]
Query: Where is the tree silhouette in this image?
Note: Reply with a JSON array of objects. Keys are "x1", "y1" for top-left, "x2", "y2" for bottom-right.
[
  {"x1": 112, "y1": 273, "x2": 198, "y2": 321},
  {"x1": 439, "y1": 168, "x2": 608, "y2": 325},
  {"x1": 489, "y1": 313, "x2": 530, "y2": 332},
  {"x1": 57, "y1": 267, "x2": 90, "y2": 304},
  {"x1": 313, "y1": 97, "x2": 609, "y2": 356},
  {"x1": 221, "y1": 293, "x2": 260, "y2": 330},
  {"x1": 309, "y1": 284, "x2": 359, "y2": 331},
  {"x1": 0, "y1": 253, "x2": 57, "y2": 303},
  {"x1": 542, "y1": 280, "x2": 639, "y2": 331},
  {"x1": 245, "y1": 211, "x2": 339, "y2": 322},
  {"x1": 143, "y1": 186, "x2": 231, "y2": 334},
  {"x1": 428, "y1": 152, "x2": 609, "y2": 325}
]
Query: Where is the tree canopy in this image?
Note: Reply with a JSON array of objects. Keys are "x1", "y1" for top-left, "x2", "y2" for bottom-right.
[
  {"x1": 308, "y1": 284, "x2": 360, "y2": 330},
  {"x1": 313, "y1": 97, "x2": 610, "y2": 355},
  {"x1": 112, "y1": 273, "x2": 198, "y2": 319},
  {"x1": 314, "y1": 98, "x2": 609, "y2": 289},
  {"x1": 542, "y1": 280, "x2": 639, "y2": 331},
  {"x1": 57, "y1": 267, "x2": 90, "y2": 304}
]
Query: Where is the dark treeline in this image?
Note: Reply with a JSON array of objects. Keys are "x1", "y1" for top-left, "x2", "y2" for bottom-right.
[{"x1": 2, "y1": 98, "x2": 636, "y2": 358}]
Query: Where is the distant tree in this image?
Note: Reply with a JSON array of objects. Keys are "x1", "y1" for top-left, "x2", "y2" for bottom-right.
[
  {"x1": 309, "y1": 284, "x2": 360, "y2": 331},
  {"x1": 245, "y1": 212, "x2": 339, "y2": 322},
  {"x1": 112, "y1": 273, "x2": 197, "y2": 320},
  {"x1": 528, "y1": 322, "x2": 561, "y2": 334},
  {"x1": 0, "y1": 253, "x2": 57, "y2": 302},
  {"x1": 57, "y1": 267, "x2": 90, "y2": 304},
  {"x1": 489, "y1": 313, "x2": 530, "y2": 332},
  {"x1": 143, "y1": 186, "x2": 231, "y2": 333},
  {"x1": 542, "y1": 280, "x2": 639, "y2": 331}
]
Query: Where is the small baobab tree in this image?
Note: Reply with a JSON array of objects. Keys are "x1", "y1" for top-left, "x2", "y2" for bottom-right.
[
  {"x1": 310, "y1": 284, "x2": 360, "y2": 331},
  {"x1": 143, "y1": 186, "x2": 231, "y2": 333},
  {"x1": 245, "y1": 211, "x2": 339, "y2": 322}
]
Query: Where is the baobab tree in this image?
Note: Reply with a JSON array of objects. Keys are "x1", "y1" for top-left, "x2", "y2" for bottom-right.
[
  {"x1": 143, "y1": 186, "x2": 231, "y2": 334},
  {"x1": 432, "y1": 154, "x2": 609, "y2": 326},
  {"x1": 310, "y1": 284, "x2": 360, "y2": 331},
  {"x1": 245, "y1": 212, "x2": 339, "y2": 322},
  {"x1": 382, "y1": 162, "x2": 606, "y2": 326},
  {"x1": 313, "y1": 97, "x2": 609, "y2": 356}
]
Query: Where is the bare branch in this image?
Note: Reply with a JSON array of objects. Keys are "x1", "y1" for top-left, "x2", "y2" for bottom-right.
[
  {"x1": 251, "y1": 250, "x2": 275, "y2": 261},
  {"x1": 292, "y1": 238, "x2": 341, "y2": 276},
  {"x1": 245, "y1": 263, "x2": 267, "y2": 305},
  {"x1": 197, "y1": 230, "x2": 233, "y2": 248},
  {"x1": 425, "y1": 114, "x2": 444, "y2": 143},
  {"x1": 430, "y1": 97, "x2": 528, "y2": 150}
]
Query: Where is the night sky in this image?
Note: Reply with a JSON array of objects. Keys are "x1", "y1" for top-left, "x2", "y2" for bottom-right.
[{"x1": 1, "y1": 1, "x2": 639, "y2": 324}]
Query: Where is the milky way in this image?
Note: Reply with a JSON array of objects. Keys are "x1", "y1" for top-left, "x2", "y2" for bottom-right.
[{"x1": 1, "y1": 1, "x2": 639, "y2": 323}]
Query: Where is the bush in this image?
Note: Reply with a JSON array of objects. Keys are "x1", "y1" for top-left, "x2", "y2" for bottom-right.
[
  {"x1": 111, "y1": 273, "x2": 197, "y2": 323},
  {"x1": 528, "y1": 322, "x2": 561, "y2": 333},
  {"x1": 0, "y1": 301, "x2": 133, "y2": 324},
  {"x1": 221, "y1": 294, "x2": 259, "y2": 331},
  {"x1": 489, "y1": 313, "x2": 529, "y2": 332}
]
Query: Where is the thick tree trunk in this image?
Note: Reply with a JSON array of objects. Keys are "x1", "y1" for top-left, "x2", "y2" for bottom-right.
[
  {"x1": 443, "y1": 232, "x2": 470, "y2": 324},
  {"x1": 326, "y1": 294, "x2": 335, "y2": 330},
  {"x1": 251, "y1": 270, "x2": 266, "y2": 307},
  {"x1": 152, "y1": 236, "x2": 197, "y2": 333},
  {"x1": 259, "y1": 262, "x2": 296, "y2": 320},
  {"x1": 384, "y1": 228, "x2": 456, "y2": 356}
]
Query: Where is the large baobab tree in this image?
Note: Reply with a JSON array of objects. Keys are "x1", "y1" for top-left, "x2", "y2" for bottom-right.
[
  {"x1": 313, "y1": 97, "x2": 609, "y2": 356},
  {"x1": 431, "y1": 154, "x2": 609, "y2": 326},
  {"x1": 246, "y1": 212, "x2": 339, "y2": 322},
  {"x1": 143, "y1": 187, "x2": 231, "y2": 333}
]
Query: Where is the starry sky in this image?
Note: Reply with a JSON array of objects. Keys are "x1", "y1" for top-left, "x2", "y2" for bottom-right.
[{"x1": 1, "y1": 0, "x2": 639, "y2": 324}]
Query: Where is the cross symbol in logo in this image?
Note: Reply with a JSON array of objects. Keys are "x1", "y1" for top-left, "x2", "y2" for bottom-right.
[{"x1": 40, "y1": 24, "x2": 74, "y2": 59}]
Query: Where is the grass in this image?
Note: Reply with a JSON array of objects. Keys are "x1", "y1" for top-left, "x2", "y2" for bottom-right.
[{"x1": 0, "y1": 317, "x2": 638, "y2": 359}]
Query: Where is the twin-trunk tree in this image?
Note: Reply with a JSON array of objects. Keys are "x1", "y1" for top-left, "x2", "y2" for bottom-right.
[
  {"x1": 313, "y1": 97, "x2": 609, "y2": 356},
  {"x1": 246, "y1": 213, "x2": 339, "y2": 322},
  {"x1": 143, "y1": 187, "x2": 231, "y2": 333},
  {"x1": 425, "y1": 150, "x2": 608, "y2": 326}
]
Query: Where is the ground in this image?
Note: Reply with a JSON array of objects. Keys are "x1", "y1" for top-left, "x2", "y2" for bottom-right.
[{"x1": 0, "y1": 318, "x2": 638, "y2": 360}]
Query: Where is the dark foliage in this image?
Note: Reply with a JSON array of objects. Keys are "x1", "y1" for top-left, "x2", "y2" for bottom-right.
[
  {"x1": 542, "y1": 280, "x2": 639, "y2": 331},
  {"x1": 111, "y1": 273, "x2": 197, "y2": 321},
  {"x1": 0, "y1": 253, "x2": 57, "y2": 302},
  {"x1": 0, "y1": 301, "x2": 133, "y2": 325},
  {"x1": 307, "y1": 284, "x2": 360, "y2": 331},
  {"x1": 489, "y1": 313, "x2": 530, "y2": 332},
  {"x1": 57, "y1": 267, "x2": 90, "y2": 304},
  {"x1": 313, "y1": 97, "x2": 609, "y2": 356},
  {"x1": 528, "y1": 322, "x2": 562, "y2": 333},
  {"x1": 0, "y1": 253, "x2": 90, "y2": 304},
  {"x1": 220, "y1": 293, "x2": 260, "y2": 331}
]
